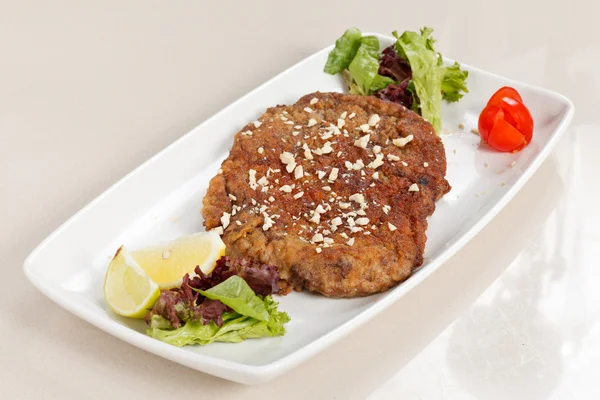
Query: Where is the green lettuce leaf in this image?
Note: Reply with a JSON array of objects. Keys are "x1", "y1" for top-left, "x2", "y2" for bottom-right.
[
  {"x1": 348, "y1": 36, "x2": 395, "y2": 95},
  {"x1": 342, "y1": 70, "x2": 364, "y2": 95},
  {"x1": 442, "y1": 61, "x2": 469, "y2": 102},
  {"x1": 146, "y1": 296, "x2": 290, "y2": 347},
  {"x1": 324, "y1": 28, "x2": 363, "y2": 75},
  {"x1": 197, "y1": 276, "x2": 269, "y2": 322},
  {"x1": 393, "y1": 27, "x2": 445, "y2": 133}
]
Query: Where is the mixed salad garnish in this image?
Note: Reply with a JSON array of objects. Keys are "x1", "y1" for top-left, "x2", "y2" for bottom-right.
[
  {"x1": 146, "y1": 257, "x2": 289, "y2": 347},
  {"x1": 103, "y1": 232, "x2": 289, "y2": 347},
  {"x1": 324, "y1": 27, "x2": 469, "y2": 134}
]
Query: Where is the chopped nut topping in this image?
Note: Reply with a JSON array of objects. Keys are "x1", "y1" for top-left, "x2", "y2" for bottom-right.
[
  {"x1": 213, "y1": 226, "x2": 224, "y2": 235},
  {"x1": 348, "y1": 112, "x2": 356, "y2": 119},
  {"x1": 328, "y1": 167, "x2": 339, "y2": 181},
  {"x1": 292, "y1": 131, "x2": 300, "y2": 136},
  {"x1": 310, "y1": 97, "x2": 319, "y2": 105},
  {"x1": 241, "y1": 130, "x2": 253, "y2": 136},
  {"x1": 372, "y1": 171, "x2": 379, "y2": 179},
  {"x1": 355, "y1": 217, "x2": 369, "y2": 225},
  {"x1": 387, "y1": 154, "x2": 400, "y2": 161},
  {"x1": 354, "y1": 134, "x2": 370, "y2": 149},
  {"x1": 294, "y1": 125, "x2": 302, "y2": 130},
  {"x1": 280, "y1": 151, "x2": 295, "y2": 165},
  {"x1": 388, "y1": 222, "x2": 397, "y2": 231},
  {"x1": 393, "y1": 134, "x2": 414, "y2": 148},
  {"x1": 321, "y1": 130, "x2": 333, "y2": 140},
  {"x1": 262, "y1": 214, "x2": 274, "y2": 231},
  {"x1": 408, "y1": 183, "x2": 419, "y2": 192},
  {"x1": 401, "y1": 161, "x2": 408, "y2": 167},
  {"x1": 235, "y1": 220, "x2": 242, "y2": 226},
  {"x1": 368, "y1": 114, "x2": 380, "y2": 126},
  {"x1": 248, "y1": 169, "x2": 257, "y2": 189},
  {"x1": 280, "y1": 185, "x2": 292, "y2": 193},
  {"x1": 382, "y1": 205, "x2": 391, "y2": 214},
  {"x1": 293, "y1": 191, "x2": 304, "y2": 199},
  {"x1": 220, "y1": 212, "x2": 231, "y2": 229},
  {"x1": 337, "y1": 118, "x2": 345, "y2": 129},
  {"x1": 309, "y1": 213, "x2": 321, "y2": 224},
  {"x1": 372, "y1": 145, "x2": 382, "y2": 154},
  {"x1": 321, "y1": 142, "x2": 334, "y2": 154},
  {"x1": 253, "y1": 121, "x2": 262, "y2": 128},
  {"x1": 317, "y1": 170, "x2": 326, "y2": 179},
  {"x1": 339, "y1": 202, "x2": 351, "y2": 209},
  {"x1": 228, "y1": 194, "x2": 237, "y2": 201},
  {"x1": 316, "y1": 247, "x2": 322, "y2": 253},
  {"x1": 323, "y1": 237, "x2": 334, "y2": 245},
  {"x1": 322, "y1": 186, "x2": 331, "y2": 191},
  {"x1": 356, "y1": 208, "x2": 366, "y2": 216},
  {"x1": 307, "y1": 118, "x2": 317, "y2": 127},
  {"x1": 284, "y1": 121, "x2": 294, "y2": 125},
  {"x1": 312, "y1": 233, "x2": 324, "y2": 242},
  {"x1": 302, "y1": 143, "x2": 313, "y2": 160},
  {"x1": 257, "y1": 147, "x2": 264, "y2": 154},
  {"x1": 304, "y1": 107, "x2": 314, "y2": 113},
  {"x1": 331, "y1": 217, "x2": 343, "y2": 226},
  {"x1": 346, "y1": 237, "x2": 355, "y2": 246},
  {"x1": 257, "y1": 176, "x2": 268, "y2": 186},
  {"x1": 359, "y1": 124, "x2": 371, "y2": 132},
  {"x1": 349, "y1": 193, "x2": 365, "y2": 204},
  {"x1": 367, "y1": 154, "x2": 384, "y2": 169},
  {"x1": 268, "y1": 196, "x2": 275, "y2": 202},
  {"x1": 340, "y1": 111, "x2": 347, "y2": 119},
  {"x1": 350, "y1": 226, "x2": 363, "y2": 233},
  {"x1": 294, "y1": 165, "x2": 304, "y2": 180},
  {"x1": 345, "y1": 160, "x2": 353, "y2": 170},
  {"x1": 286, "y1": 162, "x2": 296, "y2": 173},
  {"x1": 218, "y1": 168, "x2": 223, "y2": 174}
]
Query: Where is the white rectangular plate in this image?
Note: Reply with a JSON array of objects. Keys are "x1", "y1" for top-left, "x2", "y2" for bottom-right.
[{"x1": 24, "y1": 34, "x2": 574, "y2": 385}]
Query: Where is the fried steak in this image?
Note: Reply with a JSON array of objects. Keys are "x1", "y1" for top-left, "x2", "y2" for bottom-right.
[{"x1": 202, "y1": 92, "x2": 450, "y2": 298}]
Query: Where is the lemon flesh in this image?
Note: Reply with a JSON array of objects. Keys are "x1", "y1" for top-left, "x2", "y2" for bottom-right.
[
  {"x1": 103, "y1": 246, "x2": 160, "y2": 318},
  {"x1": 130, "y1": 231, "x2": 226, "y2": 290}
]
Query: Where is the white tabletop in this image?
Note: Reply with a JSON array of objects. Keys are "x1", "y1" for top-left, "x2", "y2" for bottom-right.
[{"x1": 3, "y1": 1, "x2": 598, "y2": 398}]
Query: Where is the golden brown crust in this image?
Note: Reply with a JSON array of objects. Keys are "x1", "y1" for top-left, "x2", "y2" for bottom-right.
[{"x1": 202, "y1": 92, "x2": 450, "y2": 298}]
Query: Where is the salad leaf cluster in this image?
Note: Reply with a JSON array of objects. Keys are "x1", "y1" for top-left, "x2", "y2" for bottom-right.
[
  {"x1": 145, "y1": 256, "x2": 289, "y2": 347},
  {"x1": 324, "y1": 27, "x2": 469, "y2": 134}
]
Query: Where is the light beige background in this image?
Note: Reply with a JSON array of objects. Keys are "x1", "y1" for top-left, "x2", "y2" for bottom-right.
[{"x1": 2, "y1": 1, "x2": 599, "y2": 399}]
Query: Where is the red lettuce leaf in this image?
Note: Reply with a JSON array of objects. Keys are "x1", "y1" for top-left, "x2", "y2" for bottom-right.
[{"x1": 145, "y1": 256, "x2": 280, "y2": 329}]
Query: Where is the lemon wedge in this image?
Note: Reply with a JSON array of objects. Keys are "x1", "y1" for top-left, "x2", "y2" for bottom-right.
[
  {"x1": 130, "y1": 231, "x2": 226, "y2": 289},
  {"x1": 103, "y1": 246, "x2": 160, "y2": 318}
]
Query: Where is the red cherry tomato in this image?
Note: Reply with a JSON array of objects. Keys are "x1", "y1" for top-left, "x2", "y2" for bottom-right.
[
  {"x1": 487, "y1": 119, "x2": 526, "y2": 152},
  {"x1": 498, "y1": 97, "x2": 534, "y2": 144},
  {"x1": 478, "y1": 105, "x2": 503, "y2": 143},
  {"x1": 478, "y1": 87, "x2": 534, "y2": 152},
  {"x1": 487, "y1": 86, "x2": 523, "y2": 107}
]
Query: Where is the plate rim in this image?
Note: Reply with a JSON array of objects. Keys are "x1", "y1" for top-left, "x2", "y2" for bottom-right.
[{"x1": 23, "y1": 33, "x2": 575, "y2": 384}]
